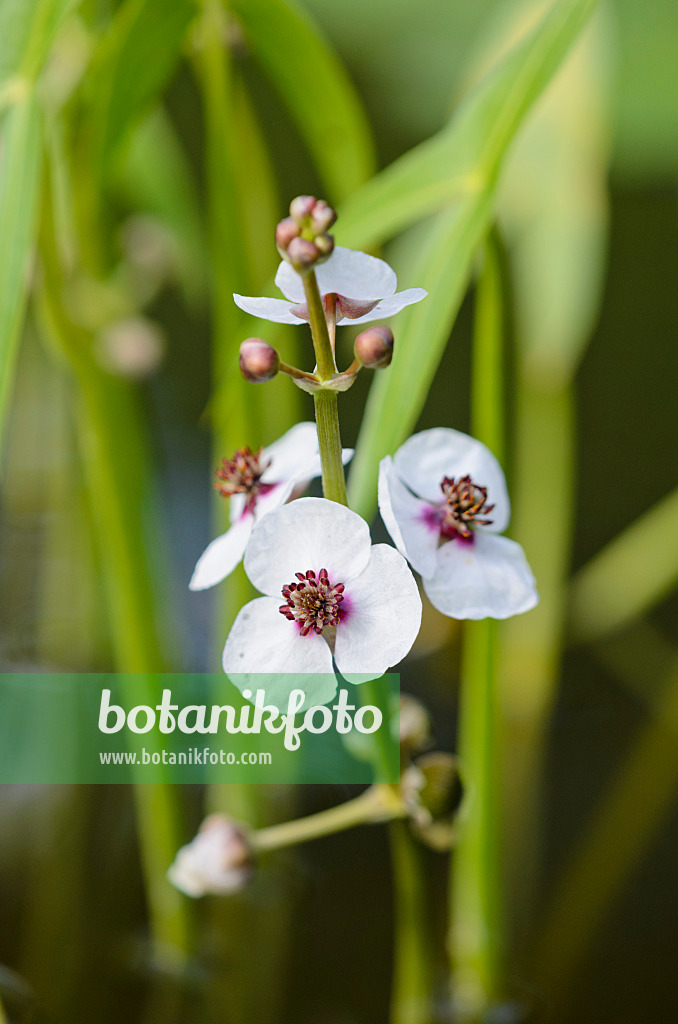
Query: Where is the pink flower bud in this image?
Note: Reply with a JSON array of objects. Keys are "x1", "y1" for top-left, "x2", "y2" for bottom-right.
[
  {"x1": 167, "y1": 814, "x2": 253, "y2": 897},
  {"x1": 354, "y1": 325, "x2": 394, "y2": 369},
  {"x1": 275, "y1": 216, "x2": 300, "y2": 254},
  {"x1": 311, "y1": 200, "x2": 337, "y2": 234},
  {"x1": 287, "y1": 236, "x2": 320, "y2": 272},
  {"x1": 314, "y1": 233, "x2": 335, "y2": 259},
  {"x1": 239, "y1": 338, "x2": 280, "y2": 382},
  {"x1": 289, "y1": 195, "x2": 316, "y2": 222}
]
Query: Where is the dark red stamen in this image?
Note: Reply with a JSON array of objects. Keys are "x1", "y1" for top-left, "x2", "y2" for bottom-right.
[
  {"x1": 214, "y1": 446, "x2": 272, "y2": 514},
  {"x1": 439, "y1": 474, "x2": 494, "y2": 541},
  {"x1": 279, "y1": 567, "x2": 346, "y2": 635}
]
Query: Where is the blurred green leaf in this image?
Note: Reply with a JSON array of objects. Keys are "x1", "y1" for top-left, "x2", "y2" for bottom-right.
[
  {"x1": 0, "y1": 0, "x2": 74, "y2": 87},
  {"x1": 231, "y1": 0, "x2": 375, "y2": 202},
  {"x1": 337, "y1": 0, "x2": 599, "y2": 252},
  {"x1": 0, "y1": 94, "x2": 42, "y2": 456},
  {"x1": 84, "y1": 0, "x2": 194, "y2": 176},
  {"x1": 569, "y1": 485, "x2": 678, "y2": 643},
  {"x1": 498, "y1": 8, "x2": 611, "y2": 385},
  {"x1": 120, "y1": 109, "x2": 208, "y2": 301},
  {"x1": 344, "y1": 0, "x2": 599, "y2": 516}
]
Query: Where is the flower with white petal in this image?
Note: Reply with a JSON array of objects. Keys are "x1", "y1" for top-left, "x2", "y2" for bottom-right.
[
  {"x1": 378, "y1": 428, "x2": 538, "y2": 620},
  {"x1": 234, "y1": 246, "x2": 427, "y2": 327},
  {"x1": 222, "y1": 497, "x2": 422, "y2": 697},
  {"x1": 167, "y1": 814, "x2": 252, "y2": 897},
  {"x1": 190, "y1": 422, "x2": 352, "y2": 591}
]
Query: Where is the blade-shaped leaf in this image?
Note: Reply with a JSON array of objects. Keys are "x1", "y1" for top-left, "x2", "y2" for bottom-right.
[
  {"x1": 0, "y1": 93, "x2": 42, "y2": 453},
  {"x1": 337, "y1": 0, "x2": 600, "y2": 251},
  {"x1": 0, "y1": 0, "x2": 74, "y2": 86},
  {"x1": 84, "y1": 0, "x2": 195, "y2": 176},
  {"x1": 231, "y1": 0, "x2": 375, "y2": 201},
  {"x1": 343, "y1": 0, "x2": 600, "y2": 517}
]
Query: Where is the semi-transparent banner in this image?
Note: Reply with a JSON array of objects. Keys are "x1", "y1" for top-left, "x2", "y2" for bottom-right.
[{"x1": 0, "y1": 673, "x2": 400, "y2": 784}]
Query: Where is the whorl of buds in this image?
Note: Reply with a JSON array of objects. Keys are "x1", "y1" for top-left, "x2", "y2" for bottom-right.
[
  {"x1": 401, "y1": 752, "x2": 463, "y2": 851},
  {"x1": 276, "y1": 195, "x2": 337, "y2": 273},
  {"x1": 354, "y1": 326, "x2": 394, "y2": 369},
  {"x1": 239, "y1": 338, "x2": 280, "y2": 383}
]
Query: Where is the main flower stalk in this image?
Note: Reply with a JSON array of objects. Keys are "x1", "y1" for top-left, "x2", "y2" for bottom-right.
[{"x1": 302, "y1": 269, "x2": 348, "y2": 505}]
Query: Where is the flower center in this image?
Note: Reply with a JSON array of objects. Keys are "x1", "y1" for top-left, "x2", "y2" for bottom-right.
[
  {"x1": 439, "y1": 475, "x2": 494, "y2": 540},
  {"x1": 214, "y1": 447, "x2": 271, "y2": 514},
  {"x1": 279, "y1": 569, "x2": 345, "y2": 636}
]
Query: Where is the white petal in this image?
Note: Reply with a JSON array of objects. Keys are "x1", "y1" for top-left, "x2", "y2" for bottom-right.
[
  {"x1": 275, "y1": 246, "x2": 397, "y2": 303},
  {"x1": 222, "y1": 596, "x2": 336, "y2": 707},
  {"x1": 378, "y1": 457, "x2": 439, "y2": 578},
  {"x1": 253, "y1": 479, "x2": 297, "y2": 519},
  {"x1": 189, "y1": 515, "x2": 254, "y2": 590},
  {"x1": 343, "y1": 288, "x2": 428, "y2": 325},
  {"x1": 423, "y1": 533, "x2": 538, "y2": 620},
  {"x1": 334, "y1": 544, "x2": 422, "y2": 684},
  {"x1": 393, "y1": 428, "x2": 510, "y2": 531},
  {"x1": 261, "y1": 422, "x2": 319, "y2": 483},
  {"x1": 244, "y1": 497, "x2": 372, "y2": 597},
  {"x1": 233, "y1": 293, "x2": 303, "y2": 324},
  {"x1": 300, "y1": 445, "x2": 354, "y2": 484}
]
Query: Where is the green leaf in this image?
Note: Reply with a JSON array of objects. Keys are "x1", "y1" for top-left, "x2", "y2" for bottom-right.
[
  {"x1": 231, "y1": 0, "x2": 375, "y2": 201},
  {"x1": 337, "y1": 0, "x2": 600, "y2": 251},
  {"x1": 343, "y1": 0, "x2": 600, "y2": 517},
  {"x1": 84, "y1": 0, "x2": 195, "y2": 176},
  {"x1": 0, "y1": 0, "x2": 74, "y2": 86},
  {"x1": 569, "y1": 485, "x2": 678, "y2": 643},
  {"x1": 0, "y1": 93, "x2": 42, "y2": 454}
]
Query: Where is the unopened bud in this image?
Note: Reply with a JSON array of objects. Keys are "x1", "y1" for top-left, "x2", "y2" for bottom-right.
[
  {"x1": 287, "y1": 236, "x2": 321, "y2": 273},
  {"x1": 314, "y1": 233, "x2": 335, "y2": 259},
  {"x1": 275, "y1": 216, "x2": 300, "y2": 255},
  {"x1": 167, "y1": 814, "x2": 253, "y2": 897},
  {"x1": 399, "y1": 694, "x2": 432, "y2": 761},
  {"x1": 311, "y1": 200, "x2": 337, "y2": 234},
  {"x1": 354, "y1": 326, "x2": 394, "y2": 369},
  {"x1": 239, "y1": 338, "x2": 279, "y2": 382},
  {"x1": 289, "y1": 195, "x2": 316, "y2": 222},
  {"x1": 401, "y1": 752, "x2": 463, "y2": 851}
]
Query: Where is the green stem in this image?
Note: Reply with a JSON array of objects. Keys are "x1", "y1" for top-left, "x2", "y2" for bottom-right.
[
  {"x1": 314, "y1": 389, "x2": 348, "y2": 505},
  {"x1": 253, "y1": 784, "x2": 403, "y2": 851},
  {"x1": 390, "y1": 821, "x2": 435, "y2": 1024},
  {"x1": 303, "y1": 270, "x2": 336, "y2": 380},
  {"x1": 449, "y1": 237, "x2": 504, "y2": 1016}
]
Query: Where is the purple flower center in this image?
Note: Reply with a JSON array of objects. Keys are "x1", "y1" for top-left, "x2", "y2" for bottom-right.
[
  {"x1": 279, "y1": 568, "x2": 346, "y2": 636},
  {"x1": 214, "y1": 447, "x2": 272, "y2": 514},
  {"x1": 439, "y1": 475, "x2": 494, "y2": 541}
]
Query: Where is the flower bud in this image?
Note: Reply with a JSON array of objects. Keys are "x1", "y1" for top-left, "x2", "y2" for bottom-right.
[
  {"x1": 399, "y1": 694, "x2": 432, "y2": 761},
  {"x1": 275, "y1": 216, "x2": 300, "y2": 255},
  {"x1": 311, "y1": 200, "x2": 337, "y2": 234},
  {"x1": 289, "y1": 195, "x2": 316, "y2": 222},
  {"x1": 401, "y1": 752, "x2": 463, "y2": 851},
  {"x1": 239, "y1": 338, "x2": 280, "y2": 382},
  {"x1": 314, "y1": 233, "x2": 335, "y2": 259},
  {"x1": 167, "y1": 814, "x2": 253, "y2": 897},
  {"x1": 354, "y1": 326, "x2": 394, "y2": 369},
  {"x1": 286, "y1": 236, "x2": 321, "y2": 273}
]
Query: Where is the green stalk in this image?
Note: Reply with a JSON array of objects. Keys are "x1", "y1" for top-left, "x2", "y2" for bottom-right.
[
  {"x1": 301, "y1": 268, "x2": 349, "y2": 506},
  {"x1": 390, "y1": 821, "x2": 435, "y2": 1024},
  {"x1": 449, "y1": 238, "x2": 504, "y2": 1017},
  {"x1": 38, "y1": 207, "x2": 191, "y2": 965}
]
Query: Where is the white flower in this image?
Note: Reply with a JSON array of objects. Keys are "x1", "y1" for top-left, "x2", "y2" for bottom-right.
[
  {"x1": 190, "y1": 422, "x2": 352, "y2": 591},
  {"x1": 222, "y1": 497, "x2": 422, "y2": 696},
  {"x1": 167, "y1": 814, "x2": 252, "y2": 897},
  {"x1": 233, "y1": 246, "x2": 427, "y2": 326},
  {"x1": 378, "y1": 428, "x2": 538, "y2": 620}
]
